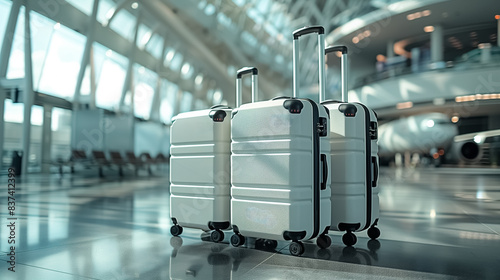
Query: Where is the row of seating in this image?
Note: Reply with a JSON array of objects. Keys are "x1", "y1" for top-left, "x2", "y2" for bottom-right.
[{"x1": 53, "y1": 150, "x2": 169, "y2": 177}]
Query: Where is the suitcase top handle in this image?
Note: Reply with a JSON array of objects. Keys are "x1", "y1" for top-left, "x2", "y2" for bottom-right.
[
  {"x1": 292, "y1": 26, "x2": 324, "y2": 39},
  {"x1": 236, "y1": 67, "x2": 258, "y2": 78},
  {"x1": 236, "y1": 66, "x2": 258, "y2": 107},
  {"x1": 325, "y1": 46, "x2": 347, "y2": 54},
  {"x1": 292, "y1": 25, "x2": 326, "y2": 102},
  {"x1": 325, "y1": 45, "x2": 349, "y2": 102}
]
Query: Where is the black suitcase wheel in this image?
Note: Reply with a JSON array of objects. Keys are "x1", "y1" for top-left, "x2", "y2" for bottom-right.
[
  {"x1": 230, "y1": 234, "x2": 245, "y2": 247},
  {"x1": 316, "y1": 234, "x2": 332, "y2": 249},
  {"x1": 211, "y1": 229, "x2": 224, "y2": 243},
  {"x1": 289, "y1": 241, "x2": 305, "y2": 256},
  {"x1": 342, "y1": 232, "x2": 357, "y2": 246},
  {"x1": 264, "y1": 239, "x2": 278, "y2": 249},
  {"x1": 170, "y1": 225, "x2": 183, "y2": 236},
  {"x1": 367, "y1": 227, "x2": 380, "y2": 240}
]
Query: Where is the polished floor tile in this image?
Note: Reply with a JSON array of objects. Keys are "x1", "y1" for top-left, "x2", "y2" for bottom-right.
[{"x1": 0, "y1": 167, "x2": 499, "y2": 279}]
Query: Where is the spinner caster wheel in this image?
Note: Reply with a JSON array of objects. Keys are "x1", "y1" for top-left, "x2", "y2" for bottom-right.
[
  {"x1": 170, "y1": 225, "x2": 183, "y2": 236},
  {"x1": 230, "y1": 234, "x2": 245, "y2": 247},
  {"x1": 367, "y1": 227, "x2": 380, "y2": 240},
  {"x1": 342, "y1": 232, "x2": 357, "y2": 247},
  {"x1": 210, "y1": 230, "x2": 224, "y2": 243},
  {"x1": 316, "y1": 234, "x2": 332, "y2": 249},
  {"x1": 289, "y1": 241, "x2": 305, "y2": 256},
  {"x1": 264, "y1": 239, "x2": 278, "y2": 249}
]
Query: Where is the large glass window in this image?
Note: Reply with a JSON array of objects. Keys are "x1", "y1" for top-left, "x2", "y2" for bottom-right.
[
  {"x1": 179, "y1": 92, "x2": 193, "y2": 113},
  {"x1": 6, "y1": 6, "x2": 25, "y2": 79},
  {"x1": 93, "y1": 43, "x2": 127, "y2": 111},
  {"x1": 96, "y1": 0, "x2": 116, "y2": 24},
  {"x1": 133, "y1": 64, "x2": 157, "y2": 119},
  {"x1": 30, "y1": 12, "x2": 56, "y2": 90},
  {"x1": 0, "y1": 0, "x2": 12, "y2": 46},
  {"x1": 145, "y1": 33, "x2": 163, "y2": 59},
  {"x1": 159, "y1": 79, "x2": 178, "y2": 124},
  {"x1": 4, "y1": 99, "x2": 43, "y2": 125},
  {"x1": 109, "y1": 9, "x2": 136, "y2": 41},
  {"x1": 36, "y1": 22, "x2": 86, "y2": 100},
  {"x1": 66, "y1": 0, "x2": 94, "y2": 16}
]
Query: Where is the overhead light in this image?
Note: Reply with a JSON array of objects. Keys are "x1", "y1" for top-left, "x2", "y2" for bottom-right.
[
  {"x1": 426, "y1": 120, "x2": 435, "y2": 128},
  {"x1": 496, "y1": 15, "x2": 500, "y2": 20},
  {"x1": 181, "y1": 63, "x2": 191, "y2": 75},
  {"x1": 451, "y1": 116, "x2": 459, "y2": 123},
  {"x1": 424, "y1": 26, "x2": 434, "y2": 33},
  {"x1": 474, "y1": 135, "x2": 483, "y2": 144},
  {"x1": 352, "y1": 36, "x2": 360, "y2": 44},
  {"x1": 131, "y1": 2, "x2": 139, "y2": 9},
  {"x1": 53, "y1": 22, "x2": 61, "y2": 30},
  {"x1": 195, "y1": 74, "x2": 203, "y2": 85},
  {"x1": 407, "y1": 9, "x2": 432, "y2": 21},
  {"x1": 105, "y1": 50, "x2": 113, "y2": 57},
  {"x1": 396, "y1": 101, "x2": 413, "y2": 109}
]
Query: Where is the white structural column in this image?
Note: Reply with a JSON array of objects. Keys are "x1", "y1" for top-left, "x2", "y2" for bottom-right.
[
  {"x1": 0, "y1": 1, "x2": 21, "y2": 169},
  {"x1": 149, "y1": 38, "x2": 167, "y2": 122},
  {"x1": 21, "y1": 0, "x2": 35, "y2": 176},
  {"x1": 41, "y1": 105, "x2": 52, "y2": 173},
  {"x1": 430, "y1": 25, "x2": 444, "y2": 65},
  {"x1": 74, "y1": 0, "x2": 99, "y2": 108}
]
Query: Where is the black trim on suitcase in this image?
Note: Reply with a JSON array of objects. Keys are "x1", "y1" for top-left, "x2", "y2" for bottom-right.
[
  {"x1": 208, "y1": 221, "x2": 231, "y2": 230},
  {"x1": 282, "y1": 98, "x2": 322, "y2": 241},
  {"x1": 357, "y1": 103, "x2": 373, "y2": 231}
]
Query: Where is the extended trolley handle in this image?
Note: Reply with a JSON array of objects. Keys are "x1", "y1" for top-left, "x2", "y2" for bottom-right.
[
  {"x1": 236, "y1": 66, "x2": 258, "y2": 107},
  {"x1": 292, "y1": 26, "x2": 326, "y2": 102},
  {"x1": 325, "y1": 45, "x2": 349, "y2": 103}
]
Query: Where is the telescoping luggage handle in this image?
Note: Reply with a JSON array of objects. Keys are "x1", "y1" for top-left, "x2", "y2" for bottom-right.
[
  {"x1": 325, "y1": 45, "x2": 348, "y2": 103},
  {"x1": 236, "y1": 67, "x2": 258, "y2": 107},
  {"x1": 292, "y1": 26, "x2": 326, "y2": 102}
]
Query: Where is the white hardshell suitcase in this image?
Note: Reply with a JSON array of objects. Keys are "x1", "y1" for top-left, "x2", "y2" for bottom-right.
[
  {"x1": 322, "y1": 45, "x2": 380, "y2": 246},
  {"x1": 230, "y1": 27, "x2": 332, "y2": 256},
  {"x1": 169, "y1": 105, "x2": 232, "y2": 242}
]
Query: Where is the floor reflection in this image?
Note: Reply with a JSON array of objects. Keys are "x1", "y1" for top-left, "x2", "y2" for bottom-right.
[{"x1": 0, "y1": 168, "x2": 499, "y2": 279}]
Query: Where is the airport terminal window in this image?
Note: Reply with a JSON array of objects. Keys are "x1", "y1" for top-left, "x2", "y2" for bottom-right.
[
  {"x1": 51, "y1": 107, "x2": 72, "y2": 160},
  {"x1": 3, "y1": 99, "x2": 43, "y2": 126},
  {"x1": 159, "y1": 79, "x2": 178, "y2": 124},
  {"x1": 137, "y1": 24, "x2": 152, "y2": 50},
  {"x1": 96, "y1": 0, "x2": 116, "y2": 24},
  {"x1": 30, "y1": 12, "x2": 57, "y2": 90},
  {"x1": 6, "y1": 6, "x2": 25, "y2": 79},
  {"x1": 133, "y1": 64, "x2": 156, "y2": 119},
  {"x1": 93, "y1": 43, "x2": 127, "y2": 111},
  {"x1": 109, "y1": 9, "x2": 136, "y2": 42},
  {"x1": 0, "y1": 0, "x2": 11, "y2": 45},
  {"x1": 168, "y1": 52, "x2": 183, "y2": 72},
  {"x1": 37, "y1": 21, "x2": 86, "y2": 100},
  {"x1": 66, "y1": 0, "x2": 94, "y2": 16},
  {"x1": 145, "y1": 33, "x2": 163, "y2": 59},
  {"x1": 179, "y1": 92, "x2": 193, "y2": 113}
]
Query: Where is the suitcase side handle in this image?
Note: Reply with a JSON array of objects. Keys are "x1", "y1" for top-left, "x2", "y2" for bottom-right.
[
  {"x1": 325, "y1": 45, "x2": 349, "y2": 102},
  {"x1": 321, "y1": 154, "x2": 328, "y2": 190},
  {"x1": 292, "y1": 25, "x2": 325, "y2": 102},
  {"x1": 372, "y1": 156, "x2": 378, "y2": 188},
  {"x1": 236, "y1": 66, "x2": 258, "y2": 107}
]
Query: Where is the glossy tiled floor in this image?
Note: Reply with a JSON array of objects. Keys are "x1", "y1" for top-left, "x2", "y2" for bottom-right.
[{"x1": 1, "y1": 166, "x2": 499, "y2": 279}]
